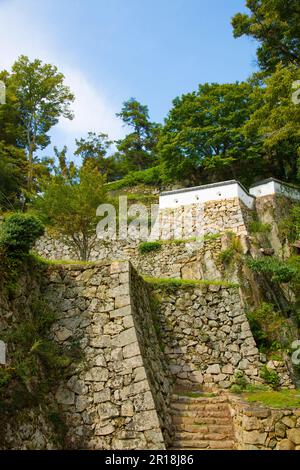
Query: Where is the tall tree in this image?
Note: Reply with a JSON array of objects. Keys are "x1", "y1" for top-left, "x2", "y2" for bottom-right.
[
  {"x1": 158, "y1": 82, "x2": 262, "y2": 184},
  {"x1": 53, "y1": 146, "x2": 76, "y2": 180},
  {"x1": 116, "y1": 98, "x2": 160, "y2": 172},
  {"x1": 232, "y1": 0, "x2": 300, "y2": 73},
  {"x1": 1, "y1": 56, "x2": 74, "y2": 195},
  {"x1": 0, "y1": 143, "x2": 27, "y2": 211},
  {"x1": 74, "y1": 132, "x2": 113, "y2": 176},
  {"x1": 244, "y1": 64, "x2": 300, "y2": 181}
]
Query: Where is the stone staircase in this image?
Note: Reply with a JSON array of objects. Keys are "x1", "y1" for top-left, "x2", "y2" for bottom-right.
[{"x1": 170, "y1": 391, "x2": 236, "y2": 450}]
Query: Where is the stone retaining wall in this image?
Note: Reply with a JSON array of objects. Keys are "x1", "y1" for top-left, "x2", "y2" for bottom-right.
[
  {"x1": 0, "y1": 261, "x2": 172, "y2": 450},
  {"x1": 152, "y1": 283, "x2": 262, "y2": 389},
  {"x1": 43, "y1": 261, "x2": 171, "y2": 449},
  {"x1": 35, "y1": 236, "x2": 225, "y2": 281},
  {"x1": 158, "y1": 197, "x2": 253, "y2": 240},
  {"x1": 229, "y1": 394, "x2": 300, "y2": 450}
]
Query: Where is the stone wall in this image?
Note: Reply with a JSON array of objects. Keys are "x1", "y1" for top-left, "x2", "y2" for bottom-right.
[
  {"x1": 35, "y1": 236, "x2": 226, "y2": 281},
  {"x1": 158, "y1": 198, "x2": 253, "y2": 241},
  {"x1": 254, "y1": 194, "x2": 293, "y2": 255},
  {"x1": 129, "y1": 268, "x2": 174, "y2": 446},
  {"x1": 43, "y1": 260, "x2": 171, "y2": 449},
  {"x1": 152, "y1": 283, "x2": 262, "y2": 390},
  {"x1": 34, "y1": 197, "x2": 254, "y2": 263},
  {"x1": 0, "y1": 260, "x2": 172, "y2": 450},
  {"x1": 229, "y1": 394, "x2": 300, "y2": 450}
]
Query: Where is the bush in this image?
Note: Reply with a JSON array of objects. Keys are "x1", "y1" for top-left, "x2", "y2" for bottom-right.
[
  {"x1": 230, "y1": 371, "x2": 249, "y2": 393},
  {"x1": 249, "y1": 221, "x2": 271, "y2": 234},
  {"x1": 246, "y1": 256, "x2": 298, "y2": 283},
  {"x1": 138, "y1": 241, "x2": 162, "y2": 254},
  {"x1": 0, "y1": 213, "x2": 44, "y2": 255},
  {"x1": 260, "y1": 366, "x2": 280, "y2": 390},
  {"x1": 247, "y1": 302, "x2": 292, "y2": 352},
  {"x1": 106, "y1": 166, "x2": 162, "y2": 190},
  {"x1": 218, "y1": 248, "x2": 234, "y2": 264}
]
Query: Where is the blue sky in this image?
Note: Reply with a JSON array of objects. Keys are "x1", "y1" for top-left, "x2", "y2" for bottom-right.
[{"x1": 0, "y1": 0, "x2": 258, "y2": 159}]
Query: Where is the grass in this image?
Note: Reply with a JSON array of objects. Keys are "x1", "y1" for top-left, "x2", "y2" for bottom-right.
[
  {"x1": 243, "y1": 389, "x2": 300, "y2": 408},
  {"x1": 249, "y1": 221, "x2": 271, "y2": 234},
  {"x1": 30, "y1": 253, "x2": 92, "y2": 266},
  {"x1": 177, "y1": 391, "x2": 217, "y2": 398},
  {"x1": 143, "y1": 276, "x2": 239, "y2": 289}
]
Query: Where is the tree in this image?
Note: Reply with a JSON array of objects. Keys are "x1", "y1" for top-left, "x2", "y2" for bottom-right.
[
  {"x1": 232, "y1": 0, "x2": 300, "y2": 73},
  {"x1": 158, "y1": 82, "x2": 262, "y2": 184},
  {"x1": 34, "y1": 163, "x2": 107, "y2": 261},
  {"x1": 1, "y1": 56, "x2": 74, "y2": 194},
  {"x1": 53, "y1": 146, "x2": 76, "y2": 180},
  {"x1": 244, "y1": 64, "x2": 300, "y2": 181},
  {"x1": 74, "y1": 132, "x2": 114, "y2": 176},
  {"x1": 0, "y1": 142, "x2": 27, "y2": 211},
  {"x1": 116, "y1": 98, "x2": 160, "y2": 172}
]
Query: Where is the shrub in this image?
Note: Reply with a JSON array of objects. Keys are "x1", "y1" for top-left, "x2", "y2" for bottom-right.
[
  {"x1": 138, "y1": 241, "x2": 162, "y2": 254},
  {"x1": 249, "y1": 221, "x2": 271, "y2": 233},
  {"x1": 230, "y1": 371, "x2": 249, "y2": 393},
  {"x1": 246, "y1": 256, "x2": 298, "y2": 283},
  {"x1": 0, "y1": 213, "x2": 44, "y2": 255},
  {"x1": 218, "y1": 248, "x2": 234, "y2": 264},
  {"x1": 247, "y1": 302, "x2": 292, "y2": 352},
  {"x1": 260, "y1": 366, "x2": 280, "y2": 389},
  {"x1": 106, "y1": 166, "x2": 162, "y2": 190}
]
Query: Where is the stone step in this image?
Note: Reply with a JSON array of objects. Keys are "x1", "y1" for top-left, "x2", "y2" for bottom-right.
[
  {"x1": 175, "y1": 423, "x2": 234, "y2": 435},
  {"x1": 172, "y1": 409, "x2": 231, "y2": 418},
  {"x1": 171, "y1": 394, "x2": 227, "y2": 404},
  {"x1": 173, "y1": 416, "x2": 232, "y2": 426},
  {"x1": 170, "y1": 402, "x2": 230, "y2": 412},
  {"x1": 170, "y1": 389, "x2": 236, "y2": 451},
  {"x1": 172, "y1": 439, "x2": 235, "y2": 450},
  {"x1": 175, "y1": 431, "x2": 234, "y2": 441}
]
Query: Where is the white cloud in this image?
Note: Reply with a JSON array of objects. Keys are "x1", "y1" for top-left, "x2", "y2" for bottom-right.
[
  {"x1": 57, "y1": 67, "x2": 124, "y2": 141},
  {"x1": 0, "y1": 0, "x2": 124, "y2": 149}
]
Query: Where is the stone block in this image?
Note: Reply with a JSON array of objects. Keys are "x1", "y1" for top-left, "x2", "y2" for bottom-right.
[
  {"x1": 276, "y1": 439, "x2": 295, "y2": 450},
  {"x1": 287, "y1": 428, "x2": 300, "y2": 445},
  {"x1": 55, "y1": 386, "x2": 75, "y2": 405},
  {"x1": 112, "y1": 327, "x2": 138, "y2": 347}
]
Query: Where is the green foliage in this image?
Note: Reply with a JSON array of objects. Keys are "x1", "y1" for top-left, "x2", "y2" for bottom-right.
[
  {"x1": 0, "y1": 55, "x2": 74, "y2": 196},
  {"x1": 247, "y1": 302, "x2": 292, "y2": 352},
  {"x1": 203, "y1": 233, "x2": 221, "y2": 241},
  {"x1": 106, "y1": 166, "x2": 162, "y2": 190},
  {"x1": 0, "y1": 143, "x2": 27, "y2": 211},
  {"x1": 218, "y1": 248, "x2": 235, "y2": 264},
  {"x1": 0, "y1": 255, "x2": 82, "y2": 432},
  {"x1": 138, "y1": 241, "x2": 162, "y2": 254},
  {"x1": 260, "y1": 366, "x2": 281, "y2": 390},
  {"x1": 144, "y1": 276, "x2": 239, "y2": 289},
  {"x1": 74, "y1": 132, "x2": 115, "y2": 178},
  {"x1": 33, "y1": 162, "x2": 107, "y2": 260},
  {"x1": 218, "y1": 233, "x2": 242, "y2": 265},
  {"x1": 115, "y1": 98, "x2": 160, "y2": 172},
  {"x1": 0, "y1": 213, "x2": 44, "y2": 256},
  {"x1": 158, "y1": 81, "x2": 262, "y2": 184},
  {"x1": 232, "y1": 0, "x2": 300, "y2": 72},
  {"x1": 244, "y1": 389, "x2": 300, "y2": 408},
  {"x1": 230, "y1": 371, "x2": 249, "y2": 393},
  {"x1": 249, "y1": 220, "x2": 271, "y2": 234},
  {"x1": 244, "y1": 65, "x2": 300, "y2": 182},
  {"x1": 279, "y1": 204, "x2": 300, "y2": 242},
  {"x1": 246, "y1": 256, "x2": 298, "y2": 283}
]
